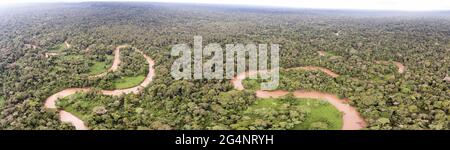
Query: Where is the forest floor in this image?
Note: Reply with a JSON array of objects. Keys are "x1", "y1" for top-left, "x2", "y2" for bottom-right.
[{"x1": 44, "y1": 44, "x2": 155, "y2": 130}]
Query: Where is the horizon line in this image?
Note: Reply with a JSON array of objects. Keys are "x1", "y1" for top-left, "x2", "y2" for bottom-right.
[{"x1": 1, "y1": 1, "x2": 450, "y2": 12}]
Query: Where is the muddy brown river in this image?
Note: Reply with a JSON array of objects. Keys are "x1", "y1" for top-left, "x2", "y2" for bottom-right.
[
  {"x1": 44, "y1": 48, "x2": 404, "y2": 130},
  {"x1": 44, "y1": 45, "x2": 155, "y2": 130},
  {"x1": 231, "y1": 68, "x2": 367, "y2": 130}
]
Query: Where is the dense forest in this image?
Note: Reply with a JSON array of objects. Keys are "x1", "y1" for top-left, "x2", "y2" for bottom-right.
[{"x1": 0, "y1": 2, "x2": 449, "y2": 130}]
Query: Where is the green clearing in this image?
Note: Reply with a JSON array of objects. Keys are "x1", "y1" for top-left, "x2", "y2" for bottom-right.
[
  {"x1": 88, "y1": 55, "x2": 113, "y2": 75},
  {"x1": 371, "y1": 74, "x2": 395, "y2": 84},
  {"x1": 292, "y1": 99, "x2": 343, "y2": 130},
  {"x1": 323, "y1": 51, "x2": 338, "y2": 57},
  {"x1": 56, "y1": 93, "x2": 99, "y2": 121},
  {"x1": 112, "y1": 75, "x2": 146, "y2": 89},
  {"x1": 241, "y1": 71, "x2": 343, "y2": 130},
  {"x1": 89, "y1": 61, "x2": 108, "y2": 75},
  {"x1": 48, "y1": 43, "x2": 66, "y2": 52},
  {"x1": 243, "y1": 98, "x2": 343, "y2": 130}
]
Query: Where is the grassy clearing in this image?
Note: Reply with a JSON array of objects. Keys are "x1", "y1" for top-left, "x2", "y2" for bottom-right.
[
  {"x1": 57, "y1": 93, "x2": 99, "y2": 121},
  {"x1": 112, "y1": 75, "x2": 146, "y2": 89},
  {"x1": 292, "y1": 99, "x2": 343, "y2": 130},
  {"x1": 244, "y1": 98, "x2": 342, "y2": 130},
  {"x1": 249, "y1": 99, "x2": 280, "y2": 109},
  {"x1": 88, "y1": 55, "x2": 113, "y2": 75},
  {"x1": 89, "y1": 61, "x2": 108, "y2": 75},
  {"x1": 371, "y1": 74, "x2": 395, "y2": 84},
  {"x1": 48, "y1": 43, "x2": 66, "y2": 52},
  {"x1": 323, "y1": 51, "x2": 337, "y2": 57}
]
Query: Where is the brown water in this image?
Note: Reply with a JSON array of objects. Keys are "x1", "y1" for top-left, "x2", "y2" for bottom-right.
[
  {"x1": 232, "y1": 67, "x2": 367, "y2": 130},
  {"x1": 44, "y1": 46, "x2": 155, "y2": 130}
]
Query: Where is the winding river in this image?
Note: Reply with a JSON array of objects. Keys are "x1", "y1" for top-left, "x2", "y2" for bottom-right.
[
  {"x1": 43, "y1": 47, "x2": 405, "y2": 130},
  {"x1": 44, "y1": 45, "x2": 155, "y2": 130},
  {"x1": 231, "y1": 51, "x2": 406, "y2": 130},
  {"x1": 231, "y1": 68, "x2": 367, "y2": 130}
]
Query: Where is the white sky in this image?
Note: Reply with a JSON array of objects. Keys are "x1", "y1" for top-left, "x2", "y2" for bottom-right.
[{"x1": 1, "y1": 0, "x2": 450, "y2": 11}]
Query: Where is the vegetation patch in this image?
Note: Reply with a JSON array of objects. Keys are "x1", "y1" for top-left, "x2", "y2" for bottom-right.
[
  {"x1": 2, "y1": 3, "x2": 450, "y2": 130},
  {"x1": 0, "y1": 96, "x2": 4, "y2": 109},
  {"x1": 292, "y1": 99, "x2": 343, "y2": 130},
  {"x1": 232, "y1": 96, "x2": 342, "y2": 130},
  {"x1": 322, "y1": 51, "x2": 338, "y2": 57},
  {"x1": 89, "y1": 61, "x2": 109, "y2": 75},
  {"x1": 57, "y1": 93, "x2": 100, "y2": 121},
  {"x1": 243, "y1": 70, "x2": 339, "y2": 92},
  {"x1": 48, "y1": 43, "x2": 66, "y2": 52},
  {"x1": 112, "y1": 75, "x2": 146, "y2": 89},
  {"x1": 59, "y1": 54, "x2": 84, "y2": 60},
  {"x1": 242, "y1": 78, "x2": 262, "y2": 90}
]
